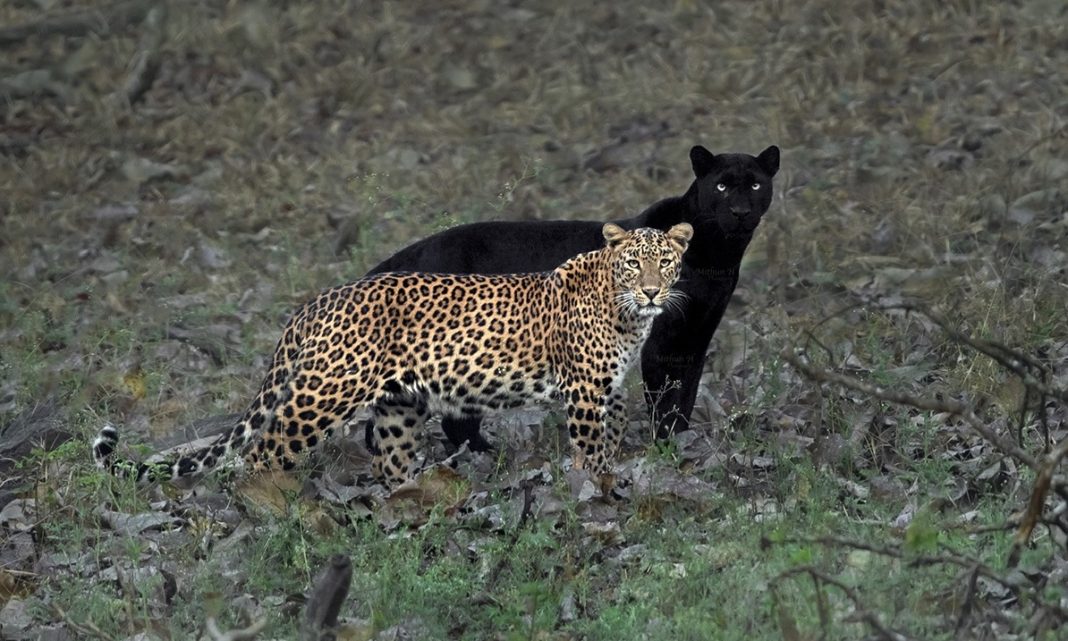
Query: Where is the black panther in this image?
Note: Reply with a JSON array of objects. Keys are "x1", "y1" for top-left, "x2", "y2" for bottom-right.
[{"x1": 366, "y1": 145, "x2": 780, "y2": 452}]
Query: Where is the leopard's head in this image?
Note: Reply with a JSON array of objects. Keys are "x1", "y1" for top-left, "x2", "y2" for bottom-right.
[
  {"x1": 603, "y1": 223, "x2": 693, "y2": 318},
  {"x1": 691, "y1": 145, "x2": 780, "y2": 237}
]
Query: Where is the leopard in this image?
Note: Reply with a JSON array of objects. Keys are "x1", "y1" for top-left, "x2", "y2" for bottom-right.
[{"x1": 92, "y1": 223, "x2": 693, "y2": 486}]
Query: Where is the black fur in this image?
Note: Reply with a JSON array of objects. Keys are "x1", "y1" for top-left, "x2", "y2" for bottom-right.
[
  {"x1": 367, "y1": 145, "x2": 780, "y2": 450},
  {"x1": 92, "y1": 424, "x2": 119, "y2": 462}
]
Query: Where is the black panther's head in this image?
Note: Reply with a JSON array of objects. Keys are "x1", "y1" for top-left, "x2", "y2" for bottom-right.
[{"x1": 691, "y1": 145, "x2": 780, "y2": 237}]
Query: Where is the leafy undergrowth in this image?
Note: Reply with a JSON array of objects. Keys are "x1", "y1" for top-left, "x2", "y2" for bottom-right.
[
  {"x1": 3, "y1": 423, "x2": 1040, "y2": 640},
  {"x1": 1, "y1": 0, "x2": 1067, "y2": 639}
]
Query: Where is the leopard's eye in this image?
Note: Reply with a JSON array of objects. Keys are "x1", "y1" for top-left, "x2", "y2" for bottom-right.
[
  {"x1": 751, "y1": 183, "x2": 761, "y2": 191},
  {"x1": 626, "y1": 259, "x2": 640, "y2": 269},
  {"x1": 659, "y1": 258, "x2": 673, "y2": 268},
  {"x1": 716, "y1": 183, "x2": 727, "y2": 192}
]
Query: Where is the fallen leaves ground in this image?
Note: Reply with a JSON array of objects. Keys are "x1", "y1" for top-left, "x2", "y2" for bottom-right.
[{"x1": 1, "y1": 0, "x2": 1067, "y2": 639}]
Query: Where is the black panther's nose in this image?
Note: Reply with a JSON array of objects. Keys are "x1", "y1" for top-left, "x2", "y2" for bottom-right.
[
  {"x1": 642, "y1": 287, "x2": 660, "y2": 301},
  {"x1": 730, "y1": 205, "x2": 750, "y2": 217}
]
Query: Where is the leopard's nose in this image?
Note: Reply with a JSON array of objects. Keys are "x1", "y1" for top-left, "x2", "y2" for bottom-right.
[{"x1": 642, "y1": 287, "x2": 660, "y2": 301}]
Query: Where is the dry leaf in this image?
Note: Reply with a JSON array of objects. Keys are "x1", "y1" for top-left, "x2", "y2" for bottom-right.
[
  {"x1": 236, "y1": 470, "x2": 303, "y2": 515},
  {"x1": 122, "y1": 370, "x2": 147, "y2": 400}
]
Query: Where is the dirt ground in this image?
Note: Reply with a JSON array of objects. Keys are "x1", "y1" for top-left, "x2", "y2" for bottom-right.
[{"x1": 1, "y1": 1, "x2": 1067, "y2": 639}]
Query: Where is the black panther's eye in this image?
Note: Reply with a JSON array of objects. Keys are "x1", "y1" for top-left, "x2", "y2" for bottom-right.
[
  {"x1": 716, "y1": 183, "x2": 727, "y2": 192},
  {"x1": 752, "y1": 183, "x2": 761, "y2": 191},
  {"x1": 659, "y1": 258, "x2": 673, "y2": 268},
  {"x1": 626, "y1": 259, "x2": 640, "y2": 269}
]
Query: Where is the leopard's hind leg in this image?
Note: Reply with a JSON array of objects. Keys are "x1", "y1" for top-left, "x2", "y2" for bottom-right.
[{"x1": 245, "y1": 365, "x2": 377, "y2": 472}]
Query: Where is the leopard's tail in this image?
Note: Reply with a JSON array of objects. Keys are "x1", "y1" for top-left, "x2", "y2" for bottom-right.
[
  {"x1": 92, "y1": 421, "x2": 254, "y2": 484},
  {"x1": 92, "y1": 306, "x2": 310, "y2": 484}
]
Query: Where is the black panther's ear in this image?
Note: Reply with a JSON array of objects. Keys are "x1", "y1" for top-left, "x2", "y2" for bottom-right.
[
  {"x1": 689, "y1": 145, "x2": 716, "y2": 178},
  {"x1": 756, "y1": 145, "x2": 780, "y2": 176}
]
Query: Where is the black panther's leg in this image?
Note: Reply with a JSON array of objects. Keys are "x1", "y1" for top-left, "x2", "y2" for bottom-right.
[
  {"x1": 441, "y1": 415, "x2": 493, "y2": 453},
  {"x1": 640, "y1": 320, "x2": 714, "y2": 439},
  {"x1": 641, "y1": 353, "x2": 705, "y2": 438}
]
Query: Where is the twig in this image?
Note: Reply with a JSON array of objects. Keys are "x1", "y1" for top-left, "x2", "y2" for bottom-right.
[
  {"x1": 887, "y1": 302, "x2": 1062, "y2": 406},
  {"x1": 767, "y1": 534, "x2": 1068, "y2": 631},
  {"x1": 206, "y1": 615, "x2": 267, "y2": 641},
  {"x1": 908, "y1": 304, "x2": 1052, "y2": 449},
  {"x1": 48, "y1": 604, "x2": 110, "y2": 640},
  {"x1": 781, "y1": 348, "x2": 1039, "y2": 470},
  {"x1": 1010, "y1": 437, "x2": 1068, "y2": 566},
  {"x1": 953, "y1": 564, "x2": 981, "y2": 640},
  {"x1": 811, "y1": 570, "x2": 830, "y2": 638},
  {"x1": 765, "y1": 535, "x2": 1014, "y2": 589},
  {"x1": 0, "y1": 0, "x2": 156, "y2": 48},
  {"x1": 789, "y1": 299, "x2": 1068, "y2": 572},
  {"x1": 301, "y1": 555, "x2": 353, "y2": 641},
  {"x1": 807, "y1": 298, "x2": 1060, "y2": 452},
  {"x1": 773, "y1": 566, "x2": 914, "y2": 641},
  {"x1": 115, "y1": 4, "x2": 166, "y2": 107},
  {"x1": 1011, "y1": 121, "x2": 1068, "y2": 165}
]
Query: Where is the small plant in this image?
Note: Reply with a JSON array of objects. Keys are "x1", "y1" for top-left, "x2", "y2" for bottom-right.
[{"x1": 491, "y1": 157, "x2": 543, "y2": 214}]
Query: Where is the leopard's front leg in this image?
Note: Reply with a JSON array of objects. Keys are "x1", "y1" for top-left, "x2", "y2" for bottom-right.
[
  {"x1": 602, "y1": 391, "x2": 629, "y2": 465},
  {"x1": 369, "y1": 395, "x2": 429, "y2": 486},
  {"x1": 561, "y1": 379, "x2": 617, "y2": 479}
]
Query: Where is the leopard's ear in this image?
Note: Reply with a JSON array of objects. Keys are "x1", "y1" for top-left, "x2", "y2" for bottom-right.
[
  {"x1": 666, "y1": 223, "x2": 693, "y2": 254},
  {"x1": 602, "y1": 223, "x2": 629, "y2": 248},
  {"x1": 690, "y1": 145, "x2": 716, "y2": 178}
]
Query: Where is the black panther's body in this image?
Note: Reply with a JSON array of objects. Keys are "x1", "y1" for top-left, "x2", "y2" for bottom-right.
[{"x1": 366, "y1": 145, "x2": 780, "y2": 451}]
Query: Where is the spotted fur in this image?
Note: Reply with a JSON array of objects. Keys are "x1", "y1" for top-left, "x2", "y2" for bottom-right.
[{"x1": 92, "y1": 223, "x2": 692, "y2": 485}]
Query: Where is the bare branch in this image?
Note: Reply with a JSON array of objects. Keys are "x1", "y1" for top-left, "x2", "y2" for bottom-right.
[
  {"x1": 115, "y1": 5, "x2": 166, "y2": 107},
  {"x1": 884, "y1": 302, "x2": 1063, "y2": 405},
  {"x1": 773, "y1": 565, "x2": 914, "y2": 641},
  {"x1": 764, "y1": 535, "x2": 1014, "y2": 589},
  {"x1": 769, "y1": 533, "x2": 1068, "y2": 631},
  {"x1": 48, "y1": 604, "x2": 109, "y2": 640},
  {"x1": 780, "y1": 348, "x2": 1039, "y2": 470},
  {"x1": 1010, "y1": 438, "x2": 1068, "y2": 565},
  {"x1": 953, "y1": 564, "x2": 981, "y2": 640}
]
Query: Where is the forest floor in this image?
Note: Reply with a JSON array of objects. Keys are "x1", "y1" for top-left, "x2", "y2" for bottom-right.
[{"x1": 1, "y1": 0, "x2": 1067, "y2": 639}]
